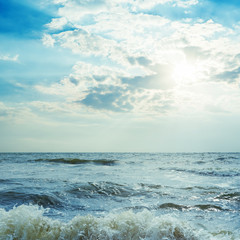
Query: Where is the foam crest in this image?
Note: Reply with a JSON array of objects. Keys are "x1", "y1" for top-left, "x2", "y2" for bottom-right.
[{"x1": 0, "y1": 205, "x2": 211, "y2": 240}]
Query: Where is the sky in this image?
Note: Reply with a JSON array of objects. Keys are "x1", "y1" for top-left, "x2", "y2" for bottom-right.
[{"x1": 0, "y1": 0, "x2": 240, "y2": 152}]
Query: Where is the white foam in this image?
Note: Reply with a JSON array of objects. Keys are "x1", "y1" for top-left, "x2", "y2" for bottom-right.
[{"x1": 0, "y1": 205, "x2": 228, "y2": 240}]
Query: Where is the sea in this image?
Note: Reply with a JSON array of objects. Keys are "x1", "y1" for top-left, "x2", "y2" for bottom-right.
[{"x1": 0, "y1": 152, "x2": 239, "y2": 240}]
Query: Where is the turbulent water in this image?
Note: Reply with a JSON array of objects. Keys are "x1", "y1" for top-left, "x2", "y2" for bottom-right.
[{"x1": 0, "y1": 152, "x2": 239, "y2": 240}]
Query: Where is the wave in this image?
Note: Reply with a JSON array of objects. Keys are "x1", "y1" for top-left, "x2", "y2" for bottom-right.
[
  {"x1": 34, "y1": 158, "x2": 117, "y2": 166},
  {"x1": 123, "y1": 201, "x2": 228, "y2": 212},
  {"x1": 157, "y1": 203, "x2": 188, "y2": 211},
  {"x1": 0, "y1": 179, "x2": 12, "y2": 184},
  {"x1": 193, "y1": 204, "x2": 224, "y2": 211},
  {"x1": 0, "y1": 191, "x2": 63, "y2": 208},
  {"x1": 215, "y1": 192, "x2": 240, "y2": 202},
  {"x1": 215, "y1": 156, "x2": 239, "y2": 161},
  {"x1": 0, "y1": 205, "x2": 214, "y2": 240},
  {"x1": 66, "y1": 182, "x2": 169, "y2": 199},
  {"x1": 159, "y1": 167, "x2": 240, "y2": 177},
  {"x1": 138, "y1": 183, "x2": 163, "y2": 189},
  {"x1": 67, "y1": 182, "x2": 134, "y2": 198},
  {"x1": 1, "y1": 188, "x2": 235, "y2": 214},
  {"x1": 181, "y1": 186, "x2": 221, "y2": 191},
  {"x1": 155, "y1": 203, "x2": 226, "y2": 212}
]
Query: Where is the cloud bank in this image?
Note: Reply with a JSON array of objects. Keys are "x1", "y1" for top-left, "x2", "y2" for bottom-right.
[{"x1": 36, "y1": 0, "x2": 240, "y2": 115}]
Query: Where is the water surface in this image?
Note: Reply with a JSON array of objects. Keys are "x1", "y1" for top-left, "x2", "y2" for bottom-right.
[{"x1": 0, "y1": 152, "x2": 239, "y2": 239}]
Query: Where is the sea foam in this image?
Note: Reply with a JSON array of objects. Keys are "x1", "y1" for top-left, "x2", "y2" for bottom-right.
[{"x1": 0, "y1": 205, "x2": 211, "y2": 240}]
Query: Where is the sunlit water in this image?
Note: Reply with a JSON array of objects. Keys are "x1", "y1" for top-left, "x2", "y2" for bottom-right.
[{"x1": 0, "y1": 152, "x2": 239, "y2": 239}]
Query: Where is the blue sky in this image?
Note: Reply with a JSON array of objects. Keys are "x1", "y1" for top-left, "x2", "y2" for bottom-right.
[{"x1": 1, "y1": 0, "x2": 240, "y2": 152}]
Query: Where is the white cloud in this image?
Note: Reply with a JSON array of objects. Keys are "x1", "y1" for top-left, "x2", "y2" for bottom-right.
[
  {"x1": 56, "y1": 0, "x2": 106, "y2": 22},
  {"x1": 106, "y1": 0, "x2": 198, "y2": 11},
  {"x1": 45, "y1": 17, "x2": 68, "y2": 30},
  {"x1": 174, "y1": 0, "x2": 198, "y2": 8},
  {"x1": 42, "y1": 33, "x2": 55, "y2": 47},
  {"x1": 53, "y1": 0, "x2": 67, "y2": 4},
  {"x1": 0, "y1": 54, "x2": 19, "y2": 62},
  {"x1": 38, "y1": 0, "x2": 240, "y2": 114},
  {"x1": 35, "y1": 61, "x2": 129, "y2": 101},
  {"x1": 174, "y1": 82, "x2": 240, "y2": 115}
]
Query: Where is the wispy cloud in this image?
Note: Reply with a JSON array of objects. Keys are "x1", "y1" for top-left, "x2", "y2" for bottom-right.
[{"x1": 0, "y1": 54, "x2": 19, "y2": 62}]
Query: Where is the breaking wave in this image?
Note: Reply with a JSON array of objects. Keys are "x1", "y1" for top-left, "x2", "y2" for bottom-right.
[{"x1": 0, "y1": 205, "x2": 213, "y2": 240}]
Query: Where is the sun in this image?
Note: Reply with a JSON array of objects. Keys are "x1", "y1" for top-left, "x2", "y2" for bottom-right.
[{"x1": 172, "y1": 61, "x2": 198, "y2": 85}]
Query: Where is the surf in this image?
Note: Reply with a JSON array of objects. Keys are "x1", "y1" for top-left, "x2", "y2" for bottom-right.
[{"x1": 0, "y1": 205, "x2": 214, "y2": 240}]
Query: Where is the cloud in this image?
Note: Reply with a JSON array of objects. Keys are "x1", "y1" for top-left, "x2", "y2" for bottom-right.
[
  {"x1": 42, "y1": 33, "x2": 55, "y2": 47},
  {"x1": 128, "y1": 88, "x2": 176, "y2": 114},
  {"x1": 54, "y1": 0, "x2": 106, "y2": 23},
  {"x1": 121, "y1": 63, "x2": 175, "y2": 90},
  {"x1": 45, "y1": 17, "x2": 68, "y2": 30},
  {"x1": 36, "y1": 0, "x2": 240, "y2": 115},
  {"x1": 79, "y1": 87, "x2": 132, "y2": 112},
  {"x1": 0, "y1": 54, "x2": 19, "y2": 62},
  {"x1": 0, "y1": 102, "x2": 12, "y2": 119},
  {"x1": 0, "y1": 102, "x2": 36, "y2": 122},
  {"x1": 174, "y1": 0, "x2": 198, "y2": 8},
  {"x1": 107, "y1": 0, "x2": 199, "y2": 11},
  {"x1": 35, "y1": 60, "x2": 177, "y2": 113},
  {"x1": 30, "y1": 101, "x2": 79, "y2": 115},
  {"x1": 215, "y1": 67, "x2": 240, "y2": 84}
]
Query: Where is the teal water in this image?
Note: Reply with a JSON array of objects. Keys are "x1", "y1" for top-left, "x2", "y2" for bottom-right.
[{"x1": 0, "y1": 152, "x2": 239, "y2": 239}]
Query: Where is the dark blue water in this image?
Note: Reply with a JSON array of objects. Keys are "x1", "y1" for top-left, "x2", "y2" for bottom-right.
[{"x1": 0, "y1": 152, "x2": 239, "y2": 239}]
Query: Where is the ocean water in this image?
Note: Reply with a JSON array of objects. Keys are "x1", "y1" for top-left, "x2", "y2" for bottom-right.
[{"x1": 0, "y1": 152, "x2": 239, "y2": 240}]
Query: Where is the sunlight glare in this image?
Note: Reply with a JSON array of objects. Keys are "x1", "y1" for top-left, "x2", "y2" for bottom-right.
[{"x1": 172, "y1": 61, "x2": 197, "y2": 85}]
